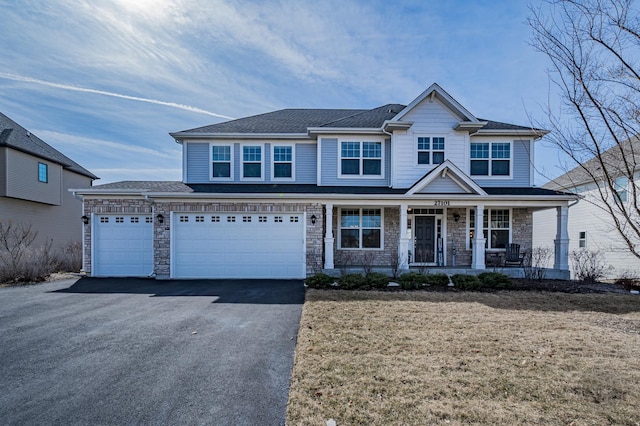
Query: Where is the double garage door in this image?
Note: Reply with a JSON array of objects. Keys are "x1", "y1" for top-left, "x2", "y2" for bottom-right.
[
  {"x1": 92, "y1": 213, "x2": 306, "y2": 278},
  {"x1": 172, "y1": 212, "x2": 305, "y2": 279}
]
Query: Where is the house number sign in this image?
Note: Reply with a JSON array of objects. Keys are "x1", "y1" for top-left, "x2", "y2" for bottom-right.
[{"x1": 434, "y1": 200, "x2": 450, "y2": 206}]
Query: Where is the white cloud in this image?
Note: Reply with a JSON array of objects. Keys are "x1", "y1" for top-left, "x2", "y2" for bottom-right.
[{"x1": 0, "y1": 73, "x2": 234, "y2": 119}]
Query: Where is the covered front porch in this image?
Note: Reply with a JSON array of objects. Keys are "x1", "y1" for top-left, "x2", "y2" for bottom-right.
[{"x1": 319, "y1": 201, "x2": 572, "y2": 278}]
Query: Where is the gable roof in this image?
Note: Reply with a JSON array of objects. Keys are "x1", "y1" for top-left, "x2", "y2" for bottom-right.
[
  {"x1": 544, "y1": 135, "x2": 640, "y2": 190},
  {"x1": 405, "y1": 160, "x2": 487, "y2": 196},
  {"x1": 171, "y1": 83, "x2": 546, "y2": 138},
  {"x1": 0, "y1": 112, "x2": 97, "y2": 179}
]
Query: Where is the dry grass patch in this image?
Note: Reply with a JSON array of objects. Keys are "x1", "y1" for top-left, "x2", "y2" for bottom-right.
[{"x1": 287, "y1": 290, "x2": 640, "y2": 425}]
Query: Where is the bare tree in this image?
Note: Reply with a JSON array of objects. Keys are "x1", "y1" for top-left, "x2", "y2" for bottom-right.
[{"x1": 529, "y1": 0, "x2": 640, "y2": 258}]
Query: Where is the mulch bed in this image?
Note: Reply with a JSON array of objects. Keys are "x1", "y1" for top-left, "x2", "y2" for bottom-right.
[{"x1": 505, "y1": 279, "x2": 628, "y2": 294}]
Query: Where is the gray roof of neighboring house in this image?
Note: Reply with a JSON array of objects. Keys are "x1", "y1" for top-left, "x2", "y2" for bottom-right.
[
  {"x1": 544, "y1": 135, "x2": 640, "y2": 190},
  {"x1": 172, "y1": 106, "x2": 539, "y2": 136},
  {"x1": 0, "y1": 112, "x2": 98, "y2": 179}
]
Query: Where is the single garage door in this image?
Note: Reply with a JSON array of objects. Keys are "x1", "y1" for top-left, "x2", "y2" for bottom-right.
[
  {"x1": 172, "y1": 212, "x2": 305, "y2": 279},
  {"x1": 93, "y1": 214, "x2": 153, "y2": 277}
]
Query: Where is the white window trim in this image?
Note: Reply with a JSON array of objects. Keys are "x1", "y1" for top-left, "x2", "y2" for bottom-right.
[
  {"x1": 415, "y1": 134, "x2": 446, "y2": 166},
  {"x1": 578, "y1": 231, "x2": 587, "y2": 248},
  {"x1": 209, "y1": 142, "x2": 234, "y2": 182},
  {"x1": 337, "y1": 138, "x2": 385, "y2": 179},
  {"x1": 467, "y1": 207, "x2": 513, "y2": 250},
  {"x1": 240, "y1": 143, "x2": 265, "y2": 181},
  {"x1": 271, "y1": 143, "x2": 296, "y2": 181},
  {"x1": 337, "y1": 207, "x2": 385, "y2": 250},
  {"x1": 470, "y1": 141, "x2": 513, "y2": 179}
]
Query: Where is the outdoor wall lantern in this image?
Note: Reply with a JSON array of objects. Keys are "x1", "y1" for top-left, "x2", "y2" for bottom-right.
[
  {"x1": 156, "y1": 214, "x2": 164, "y2": 224},
  {"x1": 81, "y1": 215, "x2": 89, "y2": 225},
  {"x1": 453, "y1": 213, "x2": 460, "y2": 222},
  {"x1": 310, "y1": 214, "x2": 317, "y2": 225}
]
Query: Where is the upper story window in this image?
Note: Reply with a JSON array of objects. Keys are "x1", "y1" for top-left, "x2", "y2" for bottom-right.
[
  {"x1": 469, "y1": 208, "x2": 510, "y2": 249},
  {"x1": 339, "y1": 208, "x2": 383, "y2": 249},
  {"x1": 242, "y1": 145, "x2": 263, "y2": 179},
  {"x1": 340, "y1": 141, "x2": 382, "y2": 177},
  {"x1": 417, "y1": 137, "x2": 445, "y2": 165},
  {"x1": 38, "y1": 162, "x2": 48, "y2": 183},
  {"x1": 211, "y1": 144, "x2": 233, "y2": 180},
  {"x1": 470, "y1": 142, "x2": 511, "y2": 176},
  {"x1": 272, "y1": 145, "x2": 294, "y2": 180}
]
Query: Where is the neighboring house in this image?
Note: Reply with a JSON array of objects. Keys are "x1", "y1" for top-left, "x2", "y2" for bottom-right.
[
  {"x1": 533, "y1": 136, "x2": 640, "y2": 278},
  {"x1": 73, "y1": 83, "x2": 576, "y2": 279},
  {"x1": 0, "y1": 112, "x2": 97, "y2": 251}
]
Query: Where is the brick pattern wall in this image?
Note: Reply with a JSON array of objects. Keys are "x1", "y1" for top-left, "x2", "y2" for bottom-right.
[
  {"x1": 83, "y1": 198, "x2": 153, "y2": 274},
  {"x1": 446, "y1": 208, "x2": 471, "y2": 266},
  {"x1": 333, "y1": 207, "x2": 399, "y2": 268},
  {"x1": 512, "y1": 208, "x2": 533, "y2": 252}
]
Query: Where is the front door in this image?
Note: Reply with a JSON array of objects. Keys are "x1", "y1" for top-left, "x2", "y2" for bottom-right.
[{"x1": 414, "y1": 216, "x2": 435, "y2": 263}]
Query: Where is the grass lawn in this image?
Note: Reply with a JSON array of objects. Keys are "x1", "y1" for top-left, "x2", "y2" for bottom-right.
[{"x1": 286, "y1": 290, "x2": 640, "y2": 425}]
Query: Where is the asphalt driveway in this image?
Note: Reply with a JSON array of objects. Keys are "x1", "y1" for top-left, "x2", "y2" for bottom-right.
[{"x1": 0, "y1": 277, "x2": 305, "y2": 425}]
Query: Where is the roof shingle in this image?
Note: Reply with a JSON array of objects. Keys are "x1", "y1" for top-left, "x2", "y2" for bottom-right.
[{"x1": 0, "y1": 112, "x2": 97, "y2": 179}]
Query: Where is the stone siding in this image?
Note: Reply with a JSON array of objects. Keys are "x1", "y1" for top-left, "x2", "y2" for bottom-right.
[
  {"x1": 333, "y1": 207, "x2": 399, "y2": 269},
  {"x1": 512, "y1": 208, "x2": 533, "y2": 252},
  {"x1": 446, "y1": 208, "x2": 471, "y2": 266},
  {"x1": 85, "y1": 199, "x2": 319, "y2": 278}
]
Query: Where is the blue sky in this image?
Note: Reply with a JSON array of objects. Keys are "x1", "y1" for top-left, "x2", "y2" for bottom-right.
[{"x1": 0, "y1": 0, "x2": 565, "y2": 184}]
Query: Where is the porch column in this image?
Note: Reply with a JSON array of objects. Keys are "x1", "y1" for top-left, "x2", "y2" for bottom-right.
[
  {"x1": 399, "y1": 204, "x2": 410, "y2": 269},
  {"x1": 324, "y1": 203, "x2": 334, "y2": 269},
  {"x1": 553, "y1": 204, "x2": 570, "y2": 270},
  {"x1": 471, "y1": 204, "x2": 486, "y2": 269}
]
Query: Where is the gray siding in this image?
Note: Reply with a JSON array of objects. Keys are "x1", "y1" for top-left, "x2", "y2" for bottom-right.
[
  {"x1": 320, "y1": 138, "x2": 390, "y2": 187},
  {"x1": 186, "y1": 141, "x2": 317, "y2": 184},
  {"x1": 418, "y1": 176, "x2": 468, "y2": 193},
  {"x1": 185, "y1": 142, "x2": 210, "y2": 183},
  {"x1": 0, "y1": 169, "x2": 92, "y2": 251},
  {"x1": 5, "y1": 150, "x2": 62, "y2": 205},
  {"x1": 295, "y1": 143, "x2": 317, "y2": 183},
  {"x1": 472, "y1": 140, "x2": 531, "y2": 187}
]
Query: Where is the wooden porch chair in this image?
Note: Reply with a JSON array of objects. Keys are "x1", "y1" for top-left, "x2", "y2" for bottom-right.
[{"x1": 504, "y1": 243, "x2": 525, "y2": 267}]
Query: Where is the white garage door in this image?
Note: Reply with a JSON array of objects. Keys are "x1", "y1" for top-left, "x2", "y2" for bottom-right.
[
  {"x1": 172, "y1": 212, "x2": 305, "y2": 279},
  {"x1": 93, "y1": 215, "x2": 153, "y2": 277}
]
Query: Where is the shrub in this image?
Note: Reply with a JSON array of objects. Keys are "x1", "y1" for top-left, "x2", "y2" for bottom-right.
[
  {"x1": 397, "y1": 272, "x2": 428, "y2": 290},
  {"x1": 614, "y1": 270, "x2": 640, "y2": 291},
  {"x1": 0, "y1": 221, "x2": 59, "y2": 283},
  {"x1": 478, "y1": 272, "x2": 512, "y2": 289},
  {"x1": 523, "y1": 246, "x2": 553, "y2": 281},
  {"x1": 339, "y1": 273, "x2": 367, "y2": 290},
  {"x1": 424, "y1": 273, "x2": 450, "y2": 287},
  {"x1": 570, "y1": 249, "x2": 608, "y2": 283},
  {"x1": 451, "y1": 274, "x2": 482, "y2": 291},
  {"x1": 366, "y1": 272, "x2": 390, "y2": 289},
  {"x1": 305, "y1": 273, "x2": 335, "y2": 289}
]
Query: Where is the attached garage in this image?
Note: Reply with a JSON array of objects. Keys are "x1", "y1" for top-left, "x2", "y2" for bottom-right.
[
  {"x1": 93, "y1": 214, "x2": 153, "y2": 277},
  {"x1": 172, "y1": 212, "x2": 305, "y2": 279}
]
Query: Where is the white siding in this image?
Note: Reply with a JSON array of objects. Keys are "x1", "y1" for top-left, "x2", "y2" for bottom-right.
[
  {"x1": 533, "y1": 185, "x2": 640, "y2": 278},
  {"x1": 392, "y1": 98, "x2": 467, "y2": 188}
]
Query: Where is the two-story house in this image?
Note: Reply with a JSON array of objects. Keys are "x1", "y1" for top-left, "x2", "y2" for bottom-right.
[
  {"x1": 73, "y1": 84, "x2": 575, "y2": 279},
  {"x1": 1, "y1": 112, "x2": 97, "y2": 252},
  {"x1": 533, "y1": 135, "x2": 640, "y2": 278}
]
